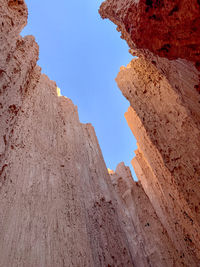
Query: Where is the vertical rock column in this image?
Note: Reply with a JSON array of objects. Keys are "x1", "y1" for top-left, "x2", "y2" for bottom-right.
[
  {"x1": 109, "y1": 162, "x2": 183, "y2": 267},
  {"x1": 99, "y1": 1, "x2": 200, "y2": 265},
  {"x1": 117, "y1": 56, "x2": 200, "y2": 266}
]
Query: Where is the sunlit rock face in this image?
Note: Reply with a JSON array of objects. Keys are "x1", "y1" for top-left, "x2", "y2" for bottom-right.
[
  {"x1": 0, "y1": 1, "x2": 150, "y2": 266},
  {"x1": 1, "y1": 0, "x2": 200, "y2": 266},
  {"x1": 100, "y1": 0, "x2": 200, "y2": 266}
]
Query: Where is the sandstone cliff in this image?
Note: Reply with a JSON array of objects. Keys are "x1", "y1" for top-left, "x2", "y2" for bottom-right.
[
  {"x1": 100, "y1": 0, "x2": 200, "y2": 266},
  {"x1": 0, "y1": 0, "x2": 200, "y2": 266},
  {"x1": 0, "y1": 1, "x2": 141, "y2": 266},
  {"x1": 109, "y1": 162, "x2": 182, "y2": 266}
]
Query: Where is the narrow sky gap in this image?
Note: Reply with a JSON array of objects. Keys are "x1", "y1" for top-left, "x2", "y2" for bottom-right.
[{"x1": 21, "y1": 0, "x2": 138, "y2": 180}]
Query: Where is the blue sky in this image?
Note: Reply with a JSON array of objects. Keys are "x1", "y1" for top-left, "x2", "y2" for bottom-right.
[{"x1": 22, "y1": 0, "x2": 137, "y2": 180}]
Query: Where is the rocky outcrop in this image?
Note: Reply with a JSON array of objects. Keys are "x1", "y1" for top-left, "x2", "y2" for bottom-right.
[
  {"x1": 109, "y1": 162, "x2": 183, "y2": 267},
  {"x1": 120, "y1": 57, "x2": 200, "y2": 266},
  {"x1": 100, "y1": 0, "x2": 200, "y2": 266},
  {"x1": 0, "y1": 1, "x2": 146, "y2": 266},
  {"x1": 99, "y1": 0, "x2": 200, "y2": 69},
  {"x1": 1, "y1": 0, "x2": 200, "y2": 266}
]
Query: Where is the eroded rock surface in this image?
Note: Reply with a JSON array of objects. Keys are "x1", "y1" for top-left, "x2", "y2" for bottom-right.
[
  {"x1": 1, "y1": 0, "x2": 200, "y2": 266},
  {"x1": 99, "y1": 0, "x2": 200, "y2": 68},
  {"x1": 0, "y1": 1, "x2": 144, "y2": 266},
  {"x1": 100, "y1": 0, "x2": 200, "y2": 266},
  {"x1": 109, "y1": 162, "x2": 183, "y2": 267}
]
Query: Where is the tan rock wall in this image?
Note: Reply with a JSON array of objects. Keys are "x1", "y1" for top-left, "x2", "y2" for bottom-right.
[
  {"x1": 0, "y1": 1, "x2": 146, "y2": 266},
  {"x1": 1, "y1": 0, "x2": 200, "y2": 266},
  {"x1": 110, "y1": 162, "x2": 183, "y2": 266},
  {"x1": 0, "y1": 71, "x2": 136, "y2": 266},
  {"x1": 116, "y1": 56, "x2": 200, "y2": 265},
  {"x1": 100, "y1": 0, "x2": 200, "y2": 265}
]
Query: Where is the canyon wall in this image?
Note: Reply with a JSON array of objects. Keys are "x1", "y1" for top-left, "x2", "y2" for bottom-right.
[
  {"x1": 109, "y1": 162, "x2": 183, "y2": 266},
  {"x1": 0, "y1": 1, "x2": 141, "y2": 266},
  {"x1": 0, "y1": 0, "x2": 200, "y2": 266},
  {"x1": 100, "y1": 0, "x2": 200, "y2": 266}
]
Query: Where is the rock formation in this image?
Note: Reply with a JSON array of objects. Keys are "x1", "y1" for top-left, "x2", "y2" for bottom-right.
[
  {"x1": 0, "y1": 1, "x2": 148, "y2": 266},
  {"x1": 0, "y1": 0, "x2": 200, "y2": 266},
  {"x1": 109, "y1": 162, "x2": 183, "y2": 266},
  {"x1": 99, "y1": 0, "x2": 200, "y2": 70},
  {"x1": 100, "y1": 0, "x2": 200, "y2": 266}
]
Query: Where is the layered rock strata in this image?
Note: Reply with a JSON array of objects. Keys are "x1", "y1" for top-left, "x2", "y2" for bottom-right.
[{"x1": 100, "y1": 0, "x2": 200, "y2": 266}]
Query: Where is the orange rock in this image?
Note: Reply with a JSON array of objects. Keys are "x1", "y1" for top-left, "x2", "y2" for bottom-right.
[
  {"x1": 1, "y1": 0, "x2": 200, "y2": 266},
  {"x1": 99, "y1": 0, "x2": 200, "y2": 65},
  {"x1": 100, "y1": 0, "x2": 200, "y2": 265}
]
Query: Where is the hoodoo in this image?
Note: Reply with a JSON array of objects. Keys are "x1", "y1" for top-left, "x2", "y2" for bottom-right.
[{"x1": 0, "y1": 0, "x2": 199, "y2": 266}]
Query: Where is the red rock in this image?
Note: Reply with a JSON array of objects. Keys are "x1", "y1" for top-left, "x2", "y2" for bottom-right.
[{"x1": 99, "y1": 0, "x2": 200, "y2": 66}]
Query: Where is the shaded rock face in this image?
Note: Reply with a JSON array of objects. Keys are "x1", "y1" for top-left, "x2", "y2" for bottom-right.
[
  {"x1": 99, "y1": 0, "x2": 200, "y2": 68},
  {"x1": 110, "y1": 162, "x2": 183, "y2": 267},
  {"x1": 100, "y1": 0, "x2": 200, "y2": 266}
]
